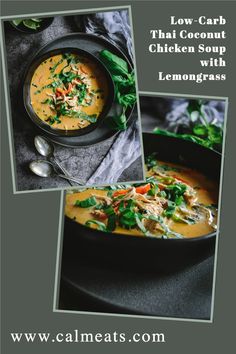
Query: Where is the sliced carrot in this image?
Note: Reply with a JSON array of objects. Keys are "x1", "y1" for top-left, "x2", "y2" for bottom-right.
[
  {"x1": 113, "y1": 189, "x2": 128, "y2": 197},
  {"x1": 56, "y1": 87, "x2": 64, "y2": 93},
  {"x1": 56, "y1": 83, "x2": 73, "y2": 96},
  {"x1": 135, "y1": 184, "x2": 151, "y2": 194},
  {"x1": 113, "y1": 183, "x2": 151, "y2": 198}
]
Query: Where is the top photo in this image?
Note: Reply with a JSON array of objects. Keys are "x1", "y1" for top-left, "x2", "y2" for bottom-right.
[{"x1": 2, "y1": 7, "x2": 144, "y2": 193}]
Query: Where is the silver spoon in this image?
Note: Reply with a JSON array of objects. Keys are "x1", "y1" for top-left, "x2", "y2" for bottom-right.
[
  {"x1": 29, "y1": 160, "x2": 85, "y2": 185},
  {"x1": 34, "y1": 135, "x2": 73, "y2": 185}
]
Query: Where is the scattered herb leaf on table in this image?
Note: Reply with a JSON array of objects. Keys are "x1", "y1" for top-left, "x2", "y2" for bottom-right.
[
  {"x1": 12, "y1": 18, "x2": 43, "y2": 30},
  {"x1": 154, "y1": 100, "x2": 223, "y2": 152},
  {"x1": 99, "y1": 50, "x2": 137, "y2": 130}
]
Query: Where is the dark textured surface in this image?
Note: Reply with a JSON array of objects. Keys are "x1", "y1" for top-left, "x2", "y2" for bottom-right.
[
  {"x1": 4, "y1": 16, "x2": 142, "y2": 191},
  {"x1": 60, "y1": 253, "x2": 214, "y2": 319}
]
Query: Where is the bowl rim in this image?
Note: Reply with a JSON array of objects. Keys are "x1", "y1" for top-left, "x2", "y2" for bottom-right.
[
  {"x1": 23, "y1": 46, "x2": 115, "y2": 137},
  {"x1": 65, "y1": 214, "x2": 217, "y2": 243},
  {"x1": 143, "y1": 131, "x2": 222, "y2": 157}
]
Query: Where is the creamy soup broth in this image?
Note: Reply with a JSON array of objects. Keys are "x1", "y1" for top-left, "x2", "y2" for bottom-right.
[
  {"x1": 65, "y1": 160, "x2": 218, "y2": 238},
  {"x1": 30, "y1": 53, "x2": 108, "y2": 130}
]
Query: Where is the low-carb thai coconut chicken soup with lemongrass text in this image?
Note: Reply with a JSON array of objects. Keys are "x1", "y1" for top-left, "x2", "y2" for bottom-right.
[
  {"x1": 30, "y1": 53, "x2": 108, "y2": 130},
  {"x1": 65, "y1": 155, "x2": 218, "y2": 239}
]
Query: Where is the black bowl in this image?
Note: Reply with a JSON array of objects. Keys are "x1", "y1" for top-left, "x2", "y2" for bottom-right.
[
  {"x1": 10, "y1": 17, "x2": 54, "y2": 34},
  {"x1": 63, "y1": 133, "x2": 222, "y2": 271},
  {"x1": 23, "y1": 47, "x2": 115, "y2": 137}
]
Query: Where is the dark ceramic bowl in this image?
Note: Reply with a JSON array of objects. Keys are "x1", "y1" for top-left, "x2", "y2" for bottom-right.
[
  {"x1": 63, "y1": 133, "x2": 222, "y2": 270},
  {"x1": 23, "y1": 47, "x2": 115, "y2": 137},
  {"x1": 10, "y1": 17, "x2": 54, "y2": 34}
]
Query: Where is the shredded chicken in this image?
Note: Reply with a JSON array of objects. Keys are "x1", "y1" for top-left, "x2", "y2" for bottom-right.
[
  {"x1": 193, "y1": 205, "x2": 216, "y2": 228},
  {"x1": 70, "y1": 64, "x2": 80, "y2": 73},
  {"x1": 143, "y1": 218, "x2": 164, "y2": 234},
  {"x1": 72, "y1": 157, "x2": 218, "y2": 239},
  {"x1": 184, "y1": 187, "x2": 197, "y2": 206}
]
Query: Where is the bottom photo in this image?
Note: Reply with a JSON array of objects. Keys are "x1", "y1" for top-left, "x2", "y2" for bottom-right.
[{"x1": 56, "y1": 94, "x2": 226, "y2": 320}]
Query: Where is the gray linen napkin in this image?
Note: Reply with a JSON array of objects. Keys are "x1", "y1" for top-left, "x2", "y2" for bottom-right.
[
  {"x1": 79, "y1": 10, "x2": 141, "y2": 184},
  {"x1": 164, "y1": 100, "x2": 225, "y2": 133},
  {"x1": 86, "y1": 119, "x2": 142, "y2": 184},
  {"x1": 83, "y1": 10, "x2": 133, "y2": 60}
]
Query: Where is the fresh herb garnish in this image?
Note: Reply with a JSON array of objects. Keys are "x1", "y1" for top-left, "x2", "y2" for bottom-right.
[
  {"x1": 50, "y1": 58, "x2": 64, "y2": 73},
  {"x1": 172, "y1": 214, "x2": 195, "y2": 224},
  {"x1": 99, "y1": 49, "x2": 137, "y2": 130},
  {"x1": 145, "y1": 153, "x2": 158, "y2": 169},
  {"x1": 45, "y1": 115, "x2": 61, "y2": 125},
  {"x1": 154, "y1": 100, "x2": 223, "y2": 152},
  {"x1": 74, "y1": 196, "x2": 97, "y2": 208},
  {"x1": 165, "y1": 183, "x2": 187, "y2": 203},
  {"x1": 41, "y1": 98, "x2": 53, "y2": 104},
  {"x1": 147, "y1": 183, "x2": 159, "y2": 196},
  {"x1": 99, "y1": 50, "x2": 129, "y2": 76},
  {"x1": 85, "y1": 220, "x2": 107, "y2": 231},
  {"x1": 12, "y1": 18, "x2": 43, "y2": 30},
  {"x1": 107, "y1": 214, "x2": 117, "y2": 232},
  {"x1": 164, "y1": 201, "x2": 176, "y2": 218},
  {"x1": 70, "y1": 112, "x2": 98, "y2": 123}
]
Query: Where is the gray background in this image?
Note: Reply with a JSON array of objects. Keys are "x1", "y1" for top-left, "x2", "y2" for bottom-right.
[{"x1": 1, "y1": 1, "x2": 236, "y2": 354}]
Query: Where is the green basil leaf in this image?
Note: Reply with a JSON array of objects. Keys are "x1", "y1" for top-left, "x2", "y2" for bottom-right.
[
  {"x1": 12, "y1": 19, "x2": 23, "y2": 26},
  {"x1": 70, "y1": 112, "x2": 97, "y2": 123},
  {"x1": 165, "y1": 183, "x2": 187, "y2": 204},
  {"x1": 31, "y1": 18, "x2": 43, "y2": 23},
  {"x1": 135, "y1": 215, "x2": 147, "y2": 234},
  {"x1": 145, "y1": 214, "x2": 164, "y2": 224},
  {"x1": 22, "y1": 19, "x2": 41, "y2": 30},
  {"x1": 147, "y1": 184, "x2": 159, "y2": 196},
  {"x1": 50, "y1": 58, "x2": 64, "y2": 73},
  {"x1": 110, "y1": 112, "x2": 127, "y2": 131},
  {"x1": 99, "y1": 50, "x2": 129, "y2": 76},
  {"x1": 119, "y1": 209, "x2": 137, "y2": 229},
  {"x1": 193, "y1": 124, "x2": 208, "y2": 136},
  {"x1": 145, "y1": 153, "x2": 158, "y2": 169},
  {"x1": 85, "y1": 220, "x2": 107, "y2": 231},
  {"x1": 74, "y1": 196, "x2": 97, "y2": 208},
  {"x1": 117, "y1": 93, "x2": 136, "y2": 108},
  {"x1": 41, "y1": 98, "x2": 53, "y2": 104},
  {"x1": 207, "y1": 124, "x2": 223, "y2": 144},
  {"x1": 164, "y1": 201, "x2": 176, "y2": 218},
  {"x1": 175, "y1": 195, "x2": 184, "y2": 206},
  {"x1": 107, "y1": 214, "x2": 117, "y2": 232},
  {"x1": 172, "y1": 214, "x2": 195, "y2": 224},
  {"x1": 103, "y1": 205, "x2": 115, "y2": 216},
  {"x1": 153, "y1": 128, "x2": 214, "y2": 149}
]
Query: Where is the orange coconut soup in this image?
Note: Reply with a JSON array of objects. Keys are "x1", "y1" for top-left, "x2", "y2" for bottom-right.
[
  {"x1": 30, "y1": 53, "x2": 108, "y2": 130},
  {"x1": 65, "y1": 159, "x2": 218, "y2": 239}
]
